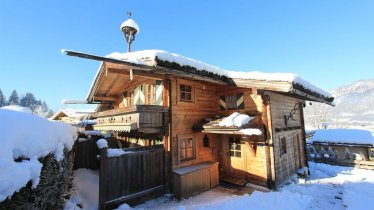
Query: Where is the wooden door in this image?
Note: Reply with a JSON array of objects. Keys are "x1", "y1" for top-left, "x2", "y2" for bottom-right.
[
  {"x1": 222, "y1": 136, "x2": 246, "y2": 177},
  {"x1": 293, "y1": 133, "x2": 301, "y2": 170}
]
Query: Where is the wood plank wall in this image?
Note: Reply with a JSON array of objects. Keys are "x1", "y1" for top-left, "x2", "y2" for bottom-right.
[
  {"x1": 170, "y1": 78, "x2": 221, "y2": 169},
  {"x1": 267, "y1": 92, "x2": 306, "y2": 186}
]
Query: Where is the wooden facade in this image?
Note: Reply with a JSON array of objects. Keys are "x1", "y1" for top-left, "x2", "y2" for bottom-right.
[{"x1": 64, "y1": 49, "x2": 333, "y2": 201}]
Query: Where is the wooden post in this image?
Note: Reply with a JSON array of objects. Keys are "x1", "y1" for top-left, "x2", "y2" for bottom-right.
[
  {"x1": 99, "y1": 146, "x2": 108, "y2": 210},
  {"x1": 299, "y1": 102, "x2": 309, "y2": 168}
]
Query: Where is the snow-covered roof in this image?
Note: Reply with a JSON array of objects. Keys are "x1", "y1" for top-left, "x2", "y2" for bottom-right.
[
  {"x1": 311, "y1": 129, "x2": 374, "y2": 145},
  {"x1": 106, "y1": 50, "x2": 332, "y2": 101},
  {"x1": 0, "y1": 105, "x2": 32, "y2": 114},
  {"x1": 62, "y1": 49, "x2": 334, "y2": 104},
  {"x1": 50, "y1": 108, "x2": 95, "y2": 120},
  {"x1": 0, "y1": 109, "x2": 77, "y2": 202}
]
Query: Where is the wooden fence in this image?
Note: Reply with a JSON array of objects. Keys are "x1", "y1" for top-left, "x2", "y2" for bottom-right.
[
  {"x1": 309, "y1": 157, "x2": 374, "y2": 170},
  {"x1": 99, "y1": 144, "x2": 165, "y2": 210},
  {"x1": 73, "y1": 137, "x2": 118, "y2": 170}
]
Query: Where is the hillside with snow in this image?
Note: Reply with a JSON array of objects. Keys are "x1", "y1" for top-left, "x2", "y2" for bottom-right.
[{"x1": 304, "y1": 79, "x2": 374, "y2": 131}]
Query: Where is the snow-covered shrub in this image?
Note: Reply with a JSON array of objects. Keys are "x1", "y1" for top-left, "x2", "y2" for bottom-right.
[
  {"x1": 345, "y1": 148, "x2": 352, "y2": 160},
  {"x1": 332, "y1": 150, "x2": 339, "y2": 159},
  {"x1": 0, "y1": 149, "x2": 75, "y2": 210},
  {"x1": 306, "y1": 144, "x2": 318, "y2": 158},
  {"x1": 327, "y1": 146, "x2": 334, "y2": 158},
  {"x1": 320, "y1": 146, "x2": 328, "y2": 158}
]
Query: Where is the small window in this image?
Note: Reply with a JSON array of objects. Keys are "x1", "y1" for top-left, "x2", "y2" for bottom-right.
[
  {"x1": 179, "y1": 135, "x2": 196, "y2": 161},
  {"x1": 227, "y1": 95, "x2": 237, "y2": 109},
  {"x1": 280, "y1": 137, "x2": 287, "y2": 156},
  {"x1": 229, "y1": 136, "x2": 242, "y2": 158},
  {"x1": 145, "y1": 84, "x2": 156, "y2": 105},
  {"x1": 179, "y1": 84, "x2": 193, "y2": 102}
]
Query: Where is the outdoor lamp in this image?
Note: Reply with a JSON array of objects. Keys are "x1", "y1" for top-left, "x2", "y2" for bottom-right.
[{"x1": 120, "y1": 12, "x2": 140, "y2": 52}]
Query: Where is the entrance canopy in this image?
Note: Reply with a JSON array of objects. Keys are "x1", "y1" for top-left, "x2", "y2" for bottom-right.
[{"x1": 193, "y1": 112, "x2": 263, "y2": 136}]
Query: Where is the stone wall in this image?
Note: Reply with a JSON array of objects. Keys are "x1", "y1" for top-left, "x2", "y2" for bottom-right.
[{"x1": 0, "y1": 149, "x2": 74, "y2": 210}]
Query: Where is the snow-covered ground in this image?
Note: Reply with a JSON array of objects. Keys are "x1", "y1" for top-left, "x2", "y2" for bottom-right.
[{"x1": 64, "y1": 162, "x2": 374, "y2": 210}]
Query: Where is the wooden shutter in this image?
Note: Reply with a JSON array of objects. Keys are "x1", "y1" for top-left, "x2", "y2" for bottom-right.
[
  {"x1": 155, "y1": 80, "x2": 163, "y2": 106},
  {"x1": 236, "y1": 92, "x2": 244, "y2": 109},
  {"x1": 134, "y1": 85, "x2": 145, "y2": 105},
  {"x1": 220, "y1": 95, "x2": 226, "y2": 111}
]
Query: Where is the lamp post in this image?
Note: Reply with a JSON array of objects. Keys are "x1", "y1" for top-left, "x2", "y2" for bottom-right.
[{"x1": 120, "y1": 12, "x2": 140, "y2": 52}]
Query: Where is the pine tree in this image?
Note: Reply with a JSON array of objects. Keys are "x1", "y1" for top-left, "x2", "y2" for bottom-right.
[
  {"x1": 20, "y1": 92, "x2": 37, "y2": 109},
  {"x1": 0, "y1": 89, "x2": 7, "y2": 107},
  {"x1": 8, "y1": 89, "x2": 20, "y2": 105}
]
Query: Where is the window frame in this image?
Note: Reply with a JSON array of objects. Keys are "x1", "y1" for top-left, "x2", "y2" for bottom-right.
[
  {"x1": 229, "y1": 136, "x2": 242, "y2": 158},
  {"x1": 177, "y1": 134, "x2": 196, "y2": 162},
  {"x1": 177, "y1": 79, "x2": 195, "y2": 103},
  {"x1": 227, "y1": 95, "x2": 237, "y2": 110}
]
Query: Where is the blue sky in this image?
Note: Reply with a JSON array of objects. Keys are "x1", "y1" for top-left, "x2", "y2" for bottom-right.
[{"x1": 1, "y1": 0, "x2": 373, "y2": 111}]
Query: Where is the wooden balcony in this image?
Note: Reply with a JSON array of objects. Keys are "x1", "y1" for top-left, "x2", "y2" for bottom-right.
[{"x1": 92, "y1": 105, "x2": 169, "y2": 134}]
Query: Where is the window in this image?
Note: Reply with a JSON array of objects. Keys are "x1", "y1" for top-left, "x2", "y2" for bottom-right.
[
  {"x1": 280, "y1": 137, "x2": 287, "y2": 157},
  {"x1": 145, "y1": 84, "x2": 156, "y2": 105},
  {"x1": 178, "y1": 135, "x2": 196, "y2": 161},
  {"x1": 179, "y1": 84, "x2": 193, "y2": 102},
  {"x1": 229, "y1": 136, "x2": 242, "y2": 158},
  {"x1": 227, "y1": 95, "x2": 237, "y2": 109}
]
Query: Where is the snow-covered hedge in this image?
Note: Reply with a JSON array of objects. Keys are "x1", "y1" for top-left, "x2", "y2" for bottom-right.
[{"x1": 0, "y1": 109, "x2": 78, "y2": 207}]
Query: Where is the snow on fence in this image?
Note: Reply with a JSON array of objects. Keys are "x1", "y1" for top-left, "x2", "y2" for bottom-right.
[
  {"x1": 309, "y1": 157, "x2": 374, "y2": 170},
  {"x1": 98, "y1": 143, "x2": 165, "y2": 210}
]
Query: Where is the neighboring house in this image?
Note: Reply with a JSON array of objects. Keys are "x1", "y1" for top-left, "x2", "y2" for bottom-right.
[
  {"x1": 49, "y1": 109, "x2": 95, "y2": 128},
  {"x1": 64, "y1": 49, "x2": 333, "y2": 194},
  {"x1": 309, "y1": 128, "x2": 374, "y2": 160}
]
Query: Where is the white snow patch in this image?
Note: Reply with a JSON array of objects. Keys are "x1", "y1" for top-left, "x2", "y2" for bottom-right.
[
  {"x1": 0, "y1": 109, "x2": 77, "y2": 202},
  {"x1": 218, "y1": 112, "x2": 253, "y2": 127},
  {"x1": 0, "y1": 105, "x2": 32, "y2": 113},
  {"x1": 64, "y1": 169, "x2": 99, "y2": 210},
  {"x1": 96, "y1": 139, "x2": 108, "y2": 149},
  {"x1": 120, "y1": 18, "x2": 140, "y2": 33},
  {"x1": 239, "y1": 128, "x2": 262, "y2": 136},
  {"x1": 106, "y1": 149, "x2": 133, "y2": 157},
  {"x1": 311, "y1": 128, "x2": 374, "y2": 145}
]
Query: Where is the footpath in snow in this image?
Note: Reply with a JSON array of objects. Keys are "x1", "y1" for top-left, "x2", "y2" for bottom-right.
[{"x1": 65, "y1": 161, "x2": 374, "y2": 210}]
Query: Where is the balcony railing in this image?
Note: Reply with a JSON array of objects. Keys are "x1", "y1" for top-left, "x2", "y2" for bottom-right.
[{"x1": 92, "y1": 105, "x2": 169, "y2": 134}]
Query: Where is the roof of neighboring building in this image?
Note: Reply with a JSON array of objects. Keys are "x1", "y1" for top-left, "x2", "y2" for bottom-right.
[
  {"x1": 49, "y1": 108, "x2": 95, "y2": 120},
  {"x1": 311, "y1": 129, "x2": 374, "y2": 145},
  {"x1": 62, "y1": 49, "x2": 334, "y2": 105}
]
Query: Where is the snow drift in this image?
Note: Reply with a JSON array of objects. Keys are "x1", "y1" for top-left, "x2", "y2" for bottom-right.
[{"x1": 0, "y1": 109, "x2": 78, "y2": 202}]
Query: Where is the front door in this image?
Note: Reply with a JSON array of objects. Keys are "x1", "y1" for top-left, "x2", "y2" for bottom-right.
[{"x1": 222, "y1": 136, "x2": 246, "y2": 177}]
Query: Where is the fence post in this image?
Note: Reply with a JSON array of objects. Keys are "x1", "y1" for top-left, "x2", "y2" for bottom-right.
[{"x1": 98, "y1": 143, "x2": 108, "y2": 210}]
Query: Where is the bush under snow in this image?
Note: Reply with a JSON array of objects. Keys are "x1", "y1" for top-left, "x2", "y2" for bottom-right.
[{"x1": 0, "y1": 109, "x2": 78, "y2": 202}]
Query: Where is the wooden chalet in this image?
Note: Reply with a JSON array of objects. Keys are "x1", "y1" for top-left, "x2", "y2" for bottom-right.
[
  {"x1": 310, "y1": 128, "x2": 374, "y2": 161},
  {"x1": 64, "y1": 49, "x2": 334, "y2": 198}
]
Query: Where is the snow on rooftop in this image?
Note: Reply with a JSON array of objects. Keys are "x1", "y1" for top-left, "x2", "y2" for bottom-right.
[
  {"x1": 311, "y1": 129, "x2": 374, "y2": 145},
  {"x1": 0, "y1": 109, "x2": 77, "y2": 202},
  {"x1": 218, "y1": 112, "x2": 253, "y2": 127},
  {"x1": 0, "y1": 105, "x2": 32, "y2": 114},
  {"x1": 105, "y1": 50, "x2": 332, "y2": 99}
]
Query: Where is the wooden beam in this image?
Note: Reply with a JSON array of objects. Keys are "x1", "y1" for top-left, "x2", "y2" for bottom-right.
[
  {"x1": 93, "y1": 96, "x2": 118, "y2": 102},
  {"x1": 63, "y1": 49, "x2": 152, "y2": 71},
  {"x1": 104, "y1": 75, "x2": 121, "y2": 96}
]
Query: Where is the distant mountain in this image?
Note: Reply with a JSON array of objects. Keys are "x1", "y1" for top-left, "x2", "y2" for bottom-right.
[{"x1": 304, "y1": 79, "x2": 374, "y2": 131}]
